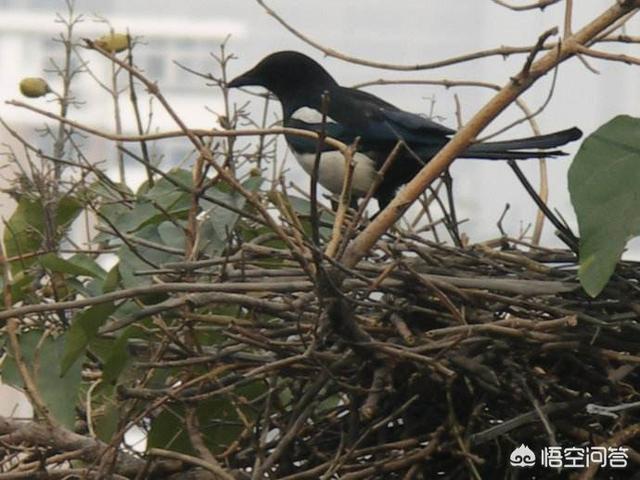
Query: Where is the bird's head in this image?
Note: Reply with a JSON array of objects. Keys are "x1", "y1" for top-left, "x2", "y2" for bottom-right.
[{"x1": 227, "y1": 51, "x2": 338, "y2": 105}]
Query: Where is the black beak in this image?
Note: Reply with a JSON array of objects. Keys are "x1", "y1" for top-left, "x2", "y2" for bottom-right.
[{"x1": 227, "y1": 71, "x2": 259, "y2": 89}]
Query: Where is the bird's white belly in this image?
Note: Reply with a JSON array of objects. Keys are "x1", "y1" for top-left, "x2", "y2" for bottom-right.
[{"x1": 293, "y1": 150, "x2": 376, "y2": 196}]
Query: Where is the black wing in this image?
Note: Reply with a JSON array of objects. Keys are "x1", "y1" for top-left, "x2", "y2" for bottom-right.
[
  {"x1": 329, "y1": 87, "x2": 454, "y2": 146},
  {"x1": 284, "y1": 86, "x2": 455, "y2": 152}
]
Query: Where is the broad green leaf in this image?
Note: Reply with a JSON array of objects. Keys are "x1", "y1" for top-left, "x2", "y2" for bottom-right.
[
  {"x1": 568, "y1": 115, "x2": 640, "y2": 297},
  {"x1": 103, "y1": 170, "x2": 192, "y2": 235},
  {"x1": 147, "y1": 404, "x2": 193, "y2": 454},
  {"x1": 142, "y1": 169, "x2": 192, "y2": 210},
  {"x1": 147, "y1": 380, "x2": 266, "y2": 454},
  {"x1": 157, "y1": 221, "x2": 186, "y2": 250},
  {"x1": 96, "y1": 200, "x2": 130, "y2": 245},
  {"x1": 66, "y1": 277, "x2": 101, "y2": 298},
  {"x1": 102, "y1": 265, "x2": 120, "y2": 293},
  {"x1": 40, "y1": 253, "x2": 103, "y2": 278},
  {"x1": 317, "y1": 393, "x2": 341, "y2": 413},
  {"x1": 56, "y1": 196, "x2": 83, "y2": 229},
  {"x1": 101, "y1": 327, "x2": 134, "y2": 386},
  {"x1": 92, "y1": 334, "x2": 157, "y2": 443},
  {"x1": 272, "y1": 194, "x2": 334, "y2": 240},
  {"x1": 285, "y1": 195, "x2": 335, "y2": 221},
  {"x1": 66, "y1": 254, "x2": 107, "y2": 279},
  {"x1": 3, "y1": 196, "x2": 82, "y2": 275},
  {"x1": 85, "y1": 179, "x2": 133, "y2": 203},
  {"x1": 117, "y1": 223, "x2": 182, "y2": 288},
  {"x1": 141, "y1": 168, "x2": 193, "y2": 200},
  {"x1": 94, "y1": 398, "x2": 120, "y2": 442},
  {"x1": 199, "y1": 176, "x2": 263, "y2": 257},
  {"x1": 278, "y1": 386, "x2": 294, "y2": 408},
  {"x1": 3, "y1": 330, "x2": 82, "y2": 428},
  {"x1": 83, "y1": 328, "x2": 135, "y2": 441},
  {"x1": 109, "y1": 202, "x2": 160, "y2": 233},
  {"x1": 3, "y1": 197, "x2": 45, "y2": 274},
  {"x1": 61, "y1": 303, "x2": 117, "y2": 375}
]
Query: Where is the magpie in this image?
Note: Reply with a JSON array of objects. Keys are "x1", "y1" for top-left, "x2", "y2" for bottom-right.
[{"x1": 227, "y1": 51, "x2": 582, "y2": 210}]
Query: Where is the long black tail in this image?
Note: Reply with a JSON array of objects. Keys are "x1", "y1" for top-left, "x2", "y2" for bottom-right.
[{"x1": 461, "y1": 127, "x2": 582, "y2": 160}]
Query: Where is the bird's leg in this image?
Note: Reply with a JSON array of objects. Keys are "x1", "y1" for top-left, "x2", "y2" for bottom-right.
[
  {"x1": 366, "y1": 189, "x2": 396, "y2": 222},
  {"x1": 441, "y1": 169, "x2": 463, "y2": 247},
  {"x1": 330, "y1": 196, "x2": 358, "y2": 212}
]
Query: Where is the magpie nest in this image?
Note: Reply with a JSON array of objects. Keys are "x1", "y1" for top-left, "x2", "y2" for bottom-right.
[{"x1": 189, "y1": 234, "x2": 640, "y2": 480}]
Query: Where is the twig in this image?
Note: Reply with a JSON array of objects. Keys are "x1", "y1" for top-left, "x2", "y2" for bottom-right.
[
  {"x1": 311, "y1": 91, "x2": 331, "y2": 247},
  {"x1": 6, "y1": 320, "x2": 57, "y2": 427},
  {"x1": 147, "y1": 448, "x2": 235, "y2": 480},
  {"x1": 257, "y1": 0, "x2": 556, "y2": 71},
  {"x1": 492, "y1": 0, "x2": 562, "y2": 12}
]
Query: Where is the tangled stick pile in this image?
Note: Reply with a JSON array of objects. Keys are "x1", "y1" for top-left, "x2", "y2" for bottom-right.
[
  {"x1": 257, "y1": 241, "x2": 638, "y2": 478},
  {"x1": 112, "y1": 233, "x2": 639, "y2": 479},
  {"x1": 3, "y1": 219, "x2": 640, "y2": 479}
]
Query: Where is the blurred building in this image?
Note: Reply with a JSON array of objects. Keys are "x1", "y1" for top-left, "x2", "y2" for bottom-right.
[
  {"x1": 0, "y1": 0, "x2": 248, "y2": 417},
  {"x1": 0, "y1": 1, "x2": 255, "y2": 198}
]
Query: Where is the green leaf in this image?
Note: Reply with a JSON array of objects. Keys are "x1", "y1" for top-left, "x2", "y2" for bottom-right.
[
  {"x1": 110, "y1": 202, "x2": 160, "y2": 233},
  {"x1": 147, "y1": 404, "x2": 192, "y2": 453},
  {"x1": 270, "y1": 194, "x2": 334, "y2": 240},
  {"x1": 102, "y1": 265, "x2": 120, "y2": 293},
  {"x1": 61, "y1": 303, "x2": 117, "y2": 375},
  {"x1": 40, "y1": 253, "x2": 103, "y2": 278},
  {"x1": 102, "y1": 170, "x2": 192, "y2": 236},
  {"x1": 157, "y1": 221, "x2": 186, "y2": 250},
  {"x1": 101, "y1": 327, "x2": 134, "y2": 386},
  {"x1": 317, "y1": 393, "x2": 341, "y2": 414},
  {"x1": 67, "y1": 277, "x2": 101, "y2": 298},
  {"x1": 56, "y1": 196, "x2": 83, "y2": 229},
  {"x1": 3, "y1": 197, "x2": 45, "y2": 274},
  {"x1": 85, "y1": 179, "x2": 133, "y2": 202},
  {"x1": 568, "y1": 115, "x2": 640, "y2": 297},
  {"x1": 199, "y1": 176, "x2": 263, "y2": 257},
  {"x1": 94, "y1": 398, "x2": 120, "y2": 442},
  {"x1": 142, "y1": 168, "x2": 193, "y2": 201},
  {"x1": 82, "y1": 328, "x2": 135, "y2": 439},
  {"x1": 67, "y1": 254, "x2": 107, "y2": 279},
  {"x1": 143, "y1": 169, "x2": 192, "y2": 209},
  {"x1": 147, "y1": 380, "x2": 266, "y2": 454},
  {"x1": 3, "y1": 196, "x2": 83, "y2": 275},
  {"x1": 117, "y1": 224, "x2": 182, "y2": 288},
  {"x1": 3, "y1": 330, "x2": 82, "y2": 428}
]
